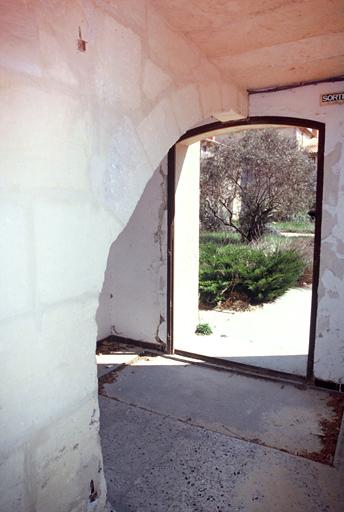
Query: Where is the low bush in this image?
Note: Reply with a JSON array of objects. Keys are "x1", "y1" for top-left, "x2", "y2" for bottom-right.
[
  {"x1": 284, "y1": 237, "x2": 314, "y2": 285},
  {"x1": 195, "y1": 323, "x2": 213, "y2": 335},
  {"x1": 199, "y1": 242, "x2": 305, "y2": 307}
]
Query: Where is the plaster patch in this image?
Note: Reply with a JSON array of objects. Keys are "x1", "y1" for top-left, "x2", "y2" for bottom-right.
[
  {"x1": 103, "y1": 116, "x2": 153, "y2": 225},
  {"x1": 171, "y1": 84, "x2": 203, "y2": 133},
  {"x1": 96, "y1": 0, "x2": 147, "y2": 34},
  {"x1": 324, "y1": 142, "x2": 342, "y2": 207},
  {"x1": 321, "y1": 208, "x2": 336, "y2": 240},
  {"x1": 331, "y1": 236, "x2": 344, "y2": 260},
  {"x1": 0, "y1": 87, "x2": 80, "y2": 154},
  {"x1": 332, "y1": 223, "x2": 344, "y2": 247},
  {"x1": 322, "y1": 269, "x2": 342, "y2": 293},
  {"x1": 38, "y1": 29, "x2": 78, "y2": 86},
  {"x1": 222, "y1": 81, "x2": 248, "y2": 115},
  {"x1": 198, "y1": 80, "x2": 223, "y2": 119},
  {"x1": 137, "y1": 97, "x2": 180, "y2": 169},
  {"x1": 327, "y1": 290, "x2": 339, "y2": 299},
  {"x1": 35, "y1": 200, "x2": 116, "y2": 303},
  {"x1": 0, "y1": 448, "x2": 26, "y2": 512},
  {"x1": 94, "y1": 15, "x2": 142, "y2": 109},
  {"x1": 0, "y1": 202, "x2": 32, "y2": 320},
  {"x1": 143, "y1": 59, "x2": 172, "y2": 101}
]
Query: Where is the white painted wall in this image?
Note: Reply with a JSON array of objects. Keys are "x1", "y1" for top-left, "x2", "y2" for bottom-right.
[
  {"x1": 97, "y1": 143, "x2": 200, "y2": 350},
  {"x1": 250, "y1": 81, "x2": 344, "y2": 384},
  {"x1": 173, "y1": 142, "x2": 201, "y2": 343},
  {"x1": 0, "y1": 1, "x2": 247, "y2": 510},
  {"x1": 96, "y1": 158, "x2": 168, "y2": 346}
]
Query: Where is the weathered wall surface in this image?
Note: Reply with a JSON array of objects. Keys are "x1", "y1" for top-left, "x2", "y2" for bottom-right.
[
  {"x1": 96, "y1": 157, "x2": 168, "y2": 346},
  {"x1": 0, "y1": 1, "x2": 247, "y2": 510},
  {"x1": 173, "y1": 142, "x2": 201, "y2": 343},
  {"x1": 250, "y1": 81, "x2": 344, "y2": 384}
]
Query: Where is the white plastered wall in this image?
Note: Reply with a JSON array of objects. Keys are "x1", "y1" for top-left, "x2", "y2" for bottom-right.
[
  {"x1": 250, "y1": 81, "x2": 344, "y2": 384},
  {"x1": 0, "y1": 1, "x2": 247, "y2": 511},
  {"x1": 96, "y1": 157, "x2": 168, "y2": 346},
  {"x1": 96, "y1": 142, "x2": 201, "y2": 350},
  {"x1": 173, "y1": 142, "x2": 201, "y2": 344}
]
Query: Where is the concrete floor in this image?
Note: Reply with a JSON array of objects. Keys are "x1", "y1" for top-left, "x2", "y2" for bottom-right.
[
  {"x1": 175, "y1": 287, "x2": 312, "y2": 376},
  {"x1": 98, "y1": 347, "x2": 344, "y2": 512}
]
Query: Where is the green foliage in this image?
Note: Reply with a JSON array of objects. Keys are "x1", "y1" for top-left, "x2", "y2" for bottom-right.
[
  {"x1": 199, "y1": 241, "x2": 305, "y2": 307},
  {"x1": 195, "y1": 323, "x2": 213, "y2": 335},
  {"x1": 200, "y1": 129, "x2": 316, "y2": 241}
]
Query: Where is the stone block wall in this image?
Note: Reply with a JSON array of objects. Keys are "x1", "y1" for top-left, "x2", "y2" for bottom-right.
[{"x1": 0, "y1": 1, "x2": 247, "y2": 510}]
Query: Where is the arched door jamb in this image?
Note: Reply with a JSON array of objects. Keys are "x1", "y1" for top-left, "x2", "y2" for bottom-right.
[{"x1": 167, "y1": 116, "x2": 325, "y2": 385}]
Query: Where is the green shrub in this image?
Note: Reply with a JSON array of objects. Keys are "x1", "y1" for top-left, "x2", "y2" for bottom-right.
[
  {"x1": 199, "y1": 242, "x2": 305, "y2": 307},
  {"x1": 195, "y1": 323, "x2": 213, "y2": 335}
]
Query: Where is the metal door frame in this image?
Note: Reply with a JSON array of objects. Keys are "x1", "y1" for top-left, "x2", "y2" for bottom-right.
[{"x1": 167, "y1": 116, "x2": 325, "y2": 384}]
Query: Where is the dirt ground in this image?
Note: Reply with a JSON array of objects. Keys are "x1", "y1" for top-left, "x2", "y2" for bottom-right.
[{"x1": 175, "y1": 287, "x2": 312, "y2": 375}]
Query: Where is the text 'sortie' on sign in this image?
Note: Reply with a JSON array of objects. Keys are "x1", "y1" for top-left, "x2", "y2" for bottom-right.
[{"x1": 320, "y1": 91, "x2": 344, "y2": 106}]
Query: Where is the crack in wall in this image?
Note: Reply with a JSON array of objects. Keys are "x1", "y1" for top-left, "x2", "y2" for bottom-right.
[
  {"x1": 154, "y1": 161, "x2": 168, "y2": 344},
  {"x1": 111, "y1": 324, "x2": 122, "y2": 336},
  {"x1": 155, "y1": 313, "x2": 165, "y2": 345},
  {"x1": 154, "y1": 162, "x2": 168, "y2": 263}
]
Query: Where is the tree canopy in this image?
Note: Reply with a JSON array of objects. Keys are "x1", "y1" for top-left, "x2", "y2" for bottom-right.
[{"x1": 200, "y1": 128, "x2": 316, "y2": 241}]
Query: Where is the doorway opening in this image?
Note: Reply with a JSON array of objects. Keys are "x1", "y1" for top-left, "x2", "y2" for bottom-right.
[
  {"x1": 169, "y1": 117, "x2": 325, "y2": 383},
  {"x1": 95, "y1": 117, "x2": 344, "y2": 512}
]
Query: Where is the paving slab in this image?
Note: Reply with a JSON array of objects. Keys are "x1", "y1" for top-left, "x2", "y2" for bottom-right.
[
  {"x1": 100, "y1": 396, "x2": 344, "y2": 512},
  {"x1": 100, "y1": 354, "x2": 344, "y2": 463}
]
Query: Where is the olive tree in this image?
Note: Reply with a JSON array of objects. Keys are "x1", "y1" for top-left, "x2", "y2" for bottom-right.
[{"x1": 200, "y1": 128, "x2": 316, "y2": 242}]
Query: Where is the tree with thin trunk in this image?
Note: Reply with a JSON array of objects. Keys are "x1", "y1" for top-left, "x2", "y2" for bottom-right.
[{"x1": 200, "y1": 128, "x2": 316, "y2": 242}]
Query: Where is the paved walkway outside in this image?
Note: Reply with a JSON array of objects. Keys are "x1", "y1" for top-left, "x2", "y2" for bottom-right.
[
  {"x1": 98, "y1": 347, "x2": 344, "y2": 512},
  {"x1": 175, "y1": 287, "x2": 312, "y2": 376}
]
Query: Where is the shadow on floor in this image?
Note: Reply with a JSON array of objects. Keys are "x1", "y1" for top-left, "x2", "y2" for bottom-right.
[
  {"x1": 97, "y1": 346, "x2": 344, "y2": 512},
  {"x1": 97, "y1": 346, "x2": 343, "y2": 464}
]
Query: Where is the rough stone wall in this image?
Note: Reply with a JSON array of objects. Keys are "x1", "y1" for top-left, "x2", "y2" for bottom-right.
[
  {"x1": 0, "y1": 1, "x2": 247, "y2": 510},
  {"x1": 250, "y1": 81, "x2": 344, "y2": 384}
]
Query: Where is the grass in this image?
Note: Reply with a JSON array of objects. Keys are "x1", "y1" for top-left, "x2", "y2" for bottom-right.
[
  {"x1": 200, "y1": 231, "x2": 241, "y2": 246},
  {"x1": 270, "y1": 219, "x2": 315, "y2": 234}
]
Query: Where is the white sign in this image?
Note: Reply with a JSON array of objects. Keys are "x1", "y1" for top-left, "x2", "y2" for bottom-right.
[{"x1": 320, "y1": 91, "x2": 344, "y2": 105}]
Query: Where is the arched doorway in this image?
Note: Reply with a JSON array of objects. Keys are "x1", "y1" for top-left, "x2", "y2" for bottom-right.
[{"x1": 168, "y1": 116, "x2": 325, "y2": 383}]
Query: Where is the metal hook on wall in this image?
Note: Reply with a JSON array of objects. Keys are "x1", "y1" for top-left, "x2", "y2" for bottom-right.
[{"x1": 77, "y1": 26, "x2": 87, "y2": 52}]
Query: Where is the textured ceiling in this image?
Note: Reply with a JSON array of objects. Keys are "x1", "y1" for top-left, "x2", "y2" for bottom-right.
[{"x1": 152, "y1": 0, "x2": 344, "y2": 90}]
